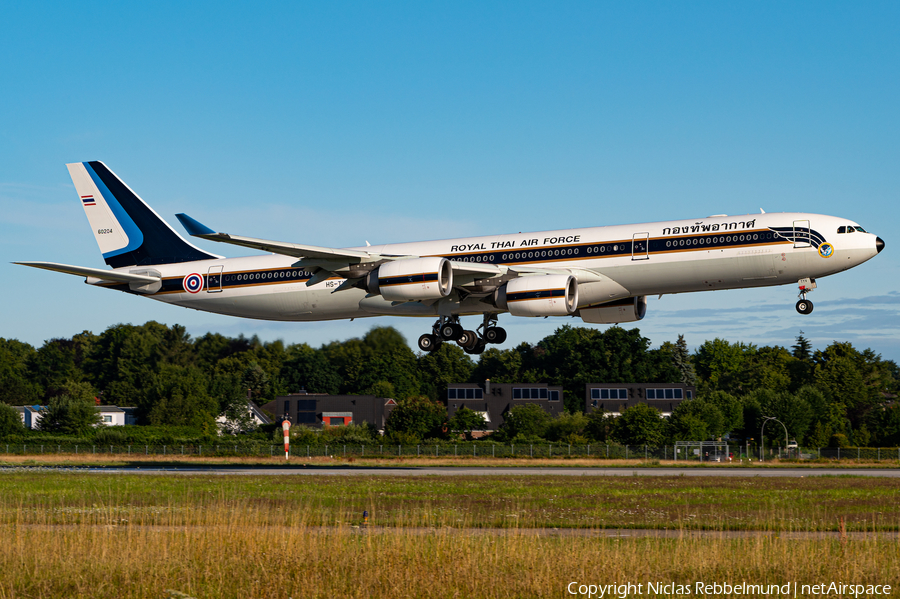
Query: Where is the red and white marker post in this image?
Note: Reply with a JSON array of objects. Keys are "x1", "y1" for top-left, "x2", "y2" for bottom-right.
[{"x1": 282, "y1": 419, "x2": 291, "y2": 460}]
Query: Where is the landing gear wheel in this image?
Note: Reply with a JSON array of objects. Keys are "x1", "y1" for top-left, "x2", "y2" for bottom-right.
[
  {"x1": 796, "y1": 300, "x2": 814, "y2": 315},
  {"x1": 457, "y1": 330, "x2": 479, "y2": 350},
  {"x1": 418, "y1": 333, "x2": 442, "y2": 352},
  {"x1": 464, "y1": 340, "x2": 487, "y2": 355},
  {"x1": 483, "y1": 327, "x2": 507, "y2": 344},
  {"x1": 439, "y1": 322, "x2": 463, "y2": 341}
]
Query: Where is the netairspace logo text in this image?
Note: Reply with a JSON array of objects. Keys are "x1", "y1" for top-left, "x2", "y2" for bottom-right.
[{"x1": 566, "y1": 581, "x2": 893, "y2": 598}]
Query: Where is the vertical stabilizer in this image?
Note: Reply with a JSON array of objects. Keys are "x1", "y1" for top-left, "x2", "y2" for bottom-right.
[{"x1": 67, "y1": 161, "x2": 218, "y2": 267}]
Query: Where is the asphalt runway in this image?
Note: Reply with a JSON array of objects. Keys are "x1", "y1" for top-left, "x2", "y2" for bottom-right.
[{"x1": 57, "y1": 466, "x2": 900, "y2": 477}]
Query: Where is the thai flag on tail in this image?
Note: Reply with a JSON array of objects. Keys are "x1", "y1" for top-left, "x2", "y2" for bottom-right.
[{"x1": 81, "y1": 195, "x2": 96, "y2": 206}]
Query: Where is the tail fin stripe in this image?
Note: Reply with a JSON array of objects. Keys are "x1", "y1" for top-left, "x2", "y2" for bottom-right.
[{"x1": 84, "y1": 162, "x2": 144, "y2": 259}]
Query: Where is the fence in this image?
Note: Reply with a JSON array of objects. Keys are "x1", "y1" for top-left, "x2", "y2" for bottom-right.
[{"x1": 3, "y1": 443, "x2": 899, "y2": 461}]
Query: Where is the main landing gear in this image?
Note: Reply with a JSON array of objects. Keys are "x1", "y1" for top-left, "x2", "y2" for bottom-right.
[
  {"x1": 417, "y1": 314, "x2": 507, "y2": 355},
  {"x1": 795, "y1": 278, "x2": 816, "y2": 315}
]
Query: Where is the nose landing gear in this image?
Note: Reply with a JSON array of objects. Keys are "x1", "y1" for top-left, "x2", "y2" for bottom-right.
[
  {"x1": 417, "y1": 314, "x2": 508, "y2": 354},
  {"x1": 796, "y1": 278, "x2": 816, "y2": 315}
]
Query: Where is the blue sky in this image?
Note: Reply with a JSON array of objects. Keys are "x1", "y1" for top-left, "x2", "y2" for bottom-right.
[{"x1": 2, "y1": 1, "x2": 898, "y2": 359}]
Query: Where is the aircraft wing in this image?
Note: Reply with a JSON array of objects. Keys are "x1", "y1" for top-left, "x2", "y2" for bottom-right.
[
  {"x1": 177, "y1": 213, "x2": 507, "y2": 280},
  {"x1": 14, "y1": 261, "x2": 161, "y2": 284},
  {"x1": 176, "y1": 213, "x2": 373, "y2": 262}
]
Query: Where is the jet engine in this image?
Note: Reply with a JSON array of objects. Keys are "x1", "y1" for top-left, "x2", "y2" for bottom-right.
[
  {"x1": 366, "y1": 257, "x2": 453, "y2": 302},
  {"x1": 578, "y1": 296, "x2": 647, "y2": 324},
  {"x1": 494, "y1": 274, "x2": 578, "y2": 317}
]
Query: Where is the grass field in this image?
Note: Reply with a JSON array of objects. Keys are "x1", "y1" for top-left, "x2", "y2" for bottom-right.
[
  {"x1": 2, "y1": 473, "x2": 899, "y2": 598},
  {"x1": 3, "y1": 472, "x2": 900, "y2": 531},
  {"x1": 1, "y1": 453, "x2": 898, "y2": 469}
]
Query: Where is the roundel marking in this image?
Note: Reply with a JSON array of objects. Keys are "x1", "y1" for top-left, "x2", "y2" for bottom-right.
[
  {"x1": 183, "y1": 273, "x2": 204, "y2": 293},
  {"x1": 818, "y1": 243, "x2": 834, "y2": 259}
]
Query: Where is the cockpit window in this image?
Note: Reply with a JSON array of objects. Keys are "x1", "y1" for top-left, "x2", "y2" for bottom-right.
[
  {"x1": 854, "y1": 226, "x2": 867, "y2": 233},
  {"x1": 837, "y1": 226, "x2": 847, "y2": 234}
]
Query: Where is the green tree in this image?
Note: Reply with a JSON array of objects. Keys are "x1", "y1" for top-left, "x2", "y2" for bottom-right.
[
  {"x1": 208, "y1": 365, "x2": 257, "y2": 434},
  {"x1": 0, "y1": 338, "x2": 41, "y2": 405},
  {"x1": 471, "y1": 345, "x2": 531, "y2": 385},
  {"x1": 447, "y1": 406, "x2": 487, "y2": 441},
  {"x1": 667, "y1": 412, "x2": 708, "y2": 442},
  {"x1": 868, "y1": 403, "x2": 900, "y2": 446},
  {"x1": 496, "y1": 404, "x2": 551, "y2": 441},
  {"x1": 544, "y1": 411, "x2": 589, "y2": 443},
  {"x1": 584, "y1": 409, "x2": 610, "y2": 442},
  {"x1": 366, "y1": 380, "x2": 397, "y2": 399},
  {"x1": 812, "y1": 341, "x2": 897, "y2": 428},
  {"x1": 318, "y1": 327, "x2": 422, "y2": 398},
  {"x1": 673, "y1": 334, "x2": 697, "y2": 385},
  {"x1": 532, "y1": 326, "x2": 679, "y2": 413},
  {"x1": 667, "y1": 399, "x2": 725, "y2": 442},
  {"x1": 746, "y1": 389, "x2": 813, "y2": 447},
  {"x1": 82, "y1": 322, "x2": 171, "y2": 408},
  {"x1": 27, "y1": 337, "x2": 92, "y2": 398},
  {"x1": 789, "y1": 331, "x2": 815, "y2": 388},
  {"x1": 280, "y1": 343, "x2": 341, "y2": 395},
  {"x1": 700, "y1": 390, "x2": 743, "y2": 434},
  {"x1": 609, "y1": 403, "x2": 668, "y2": 446},
  {"x1": 357, "y1": 347, "x2": 421, "y2": 400},
  {"x1": 241, "y1": 361, "x2": 272, "y2": 404},
  {"x1": 743, "y1": 346, "x2": 794, "y2": 393},
  {"x1": 145, "y1": 364, "x2": 217, "y2": 429},
  {"x1": 37, "y1": 381, "x2": 102, "y2": 436},
  {"x1": 0, "y1": 403, "x2": 25, "y2": 437},
  {"x1": 796, "y1": 385, "x2": 848, "y2": 445},
  {"x1": 814, "y1": 356, "x2": 866, "y2": 424},
  {"x1": 417, "y1": 343, "x2": 474, "y2": 401},
  {"x1": 792, "y1": 331, "x2": 812, "y2": 361},
  {"x1": 362, "y1": 326, "x2": 409, "y2": 355},
  {"x1": 693, "y1": 338, "x2": 754, "y2": 394},
  {"x1": 384, "y1": 395, "x2": 446, "y2": 442}
]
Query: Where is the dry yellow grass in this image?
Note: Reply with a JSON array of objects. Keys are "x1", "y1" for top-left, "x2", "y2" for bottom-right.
[{"x1": 3, "y1": 500, "x2": 899, "y2": 599}]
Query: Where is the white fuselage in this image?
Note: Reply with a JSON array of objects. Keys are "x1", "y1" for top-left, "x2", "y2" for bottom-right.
[{"x1": 91, "y1": 212, "x2": 881, "y2": 322}]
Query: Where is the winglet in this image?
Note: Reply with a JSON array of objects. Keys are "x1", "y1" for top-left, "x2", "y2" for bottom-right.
[{"x1": 176, "y1": 213, "x2": 217, "y2": 237}]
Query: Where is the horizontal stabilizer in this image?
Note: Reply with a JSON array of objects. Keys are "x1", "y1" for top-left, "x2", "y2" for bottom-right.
[{"x1": 14, "y1": 261, "x2": 161, "y2": 284}]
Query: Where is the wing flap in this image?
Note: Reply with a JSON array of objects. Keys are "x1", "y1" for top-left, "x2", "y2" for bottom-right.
[{"x1": 448, "y1": 261, "x2": 504, "y2": 276}]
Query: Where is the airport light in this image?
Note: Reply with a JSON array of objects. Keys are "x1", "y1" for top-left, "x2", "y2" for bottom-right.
[{"x1": 760, "y1": 416, "x2": 789, "y2": 462}]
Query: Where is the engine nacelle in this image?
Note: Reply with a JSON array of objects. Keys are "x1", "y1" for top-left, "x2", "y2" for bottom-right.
[
  {"x1": 579, "y1": 296, "x2": 647, "y2": 324},
  {"x1": 366, "y1": 257, "x2": 453, "y2": 302},
  {"x1": 494, "y1": 274, "x2": 578, "y2": 317}
]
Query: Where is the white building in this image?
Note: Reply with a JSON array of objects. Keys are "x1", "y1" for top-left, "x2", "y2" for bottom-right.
[
  {"x1": 20, "y1": 405, "x2": 46, "y2": 429},
  {"x1": 96, "y1": 406, "x2": 126, "y2": 426},
  {"x1": 14, "y1": 405, "x2": 127, "y2": 429}
]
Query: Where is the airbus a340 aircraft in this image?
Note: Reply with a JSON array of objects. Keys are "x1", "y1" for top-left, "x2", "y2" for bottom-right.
[{"x1": 18, "y1": 162, "x2": 885, "y2": 354}]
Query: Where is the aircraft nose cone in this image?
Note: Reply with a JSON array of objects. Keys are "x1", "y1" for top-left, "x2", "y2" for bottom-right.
[{"x1": 876, "y1": 237, "x2": 885, "y2": 253}]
